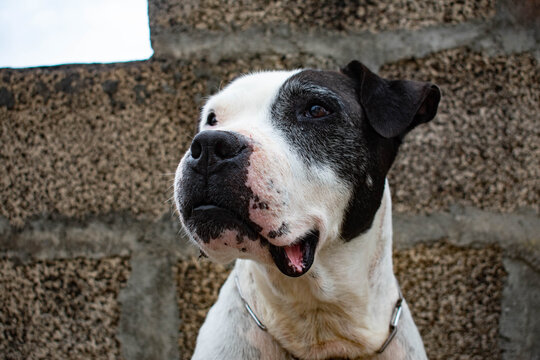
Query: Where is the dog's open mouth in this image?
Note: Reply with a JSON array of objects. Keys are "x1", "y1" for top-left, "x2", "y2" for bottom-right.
[
  {"x1": 268, "y1": 230, "x2": 319, "y2": 277},
  {"x1": 187, "y1": 204, "x2": 318, "y2": 277}
]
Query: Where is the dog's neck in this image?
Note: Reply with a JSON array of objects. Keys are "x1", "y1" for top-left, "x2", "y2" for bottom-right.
[{"x1": 237, "y1": 182, "x2": 404, "y2": 359}]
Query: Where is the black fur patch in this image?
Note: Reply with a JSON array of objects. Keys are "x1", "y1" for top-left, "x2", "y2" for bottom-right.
[
  {"x1": 269, "y1": 68, "x2": 440, "y2": 240},
  {"x1": 270, "y1": 70, "x2": 397, "y2": 240},
  {"x1": 177, "y1": 132, "x2": 266, "y2": 244},
  {"x1": 271, "y1": 70, "x2": 367, "y2": 183}
]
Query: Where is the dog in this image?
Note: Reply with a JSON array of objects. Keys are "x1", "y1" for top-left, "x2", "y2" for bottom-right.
[{"x1": 174, "y1": 61, "x2": 440, "y2": 359}]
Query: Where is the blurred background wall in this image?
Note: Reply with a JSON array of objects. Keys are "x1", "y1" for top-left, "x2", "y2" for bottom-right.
[{"x1": 0, "y1": 0, "x2": 538, "y2": 359}]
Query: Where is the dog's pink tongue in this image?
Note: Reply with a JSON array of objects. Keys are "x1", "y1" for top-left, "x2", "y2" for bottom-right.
[{"x1": 284, "y1": 243, "x2": 304, "y2": 273}]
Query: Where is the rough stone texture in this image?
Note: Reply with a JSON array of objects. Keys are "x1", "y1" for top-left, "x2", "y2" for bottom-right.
[
  {"x1": 149, "y1": 0, "x2": 495, "y2": 35},
  {"x1": 382, "y1": 49, "x2": 539, "y2": 214},
  {"x1": 176, "y1": 242, "x2": 505, "y2": 359},
  {"x1": 0, "y1": 61, "x2": 200, "y2": 226},
  {"x1": 395, "y1": 242, "x2": 506, "y2": 360},
  {"x1": 148, "y1": 0, "x2": 539, "y2": 71},
  {"x1": 0, "y1": 257, "x2": 129, "y2": 359},
  {"x1": 177, "y1": 258, "x2": 231, "y2": 360},
  {"x1": 1, "y1": 49, "x2": 538, "y2": 227},
  {"x1": 499, "y1": 258, "x2": 540, "y2": 360}
]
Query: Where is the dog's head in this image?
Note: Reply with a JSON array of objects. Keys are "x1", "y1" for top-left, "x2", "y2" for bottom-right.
[{"x1": 174, "y1": 61, "x2": 440, "y2": 277}]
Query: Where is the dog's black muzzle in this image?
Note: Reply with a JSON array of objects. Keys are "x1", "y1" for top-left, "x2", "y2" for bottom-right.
[{"x1": 177, "y1": 131, "x2": 261, "y2": 243}]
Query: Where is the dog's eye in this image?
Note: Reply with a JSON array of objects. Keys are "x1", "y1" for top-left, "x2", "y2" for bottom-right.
[
  {"x1": 304, "y1": 104, "x2": 331, "y2": 119},
  {"x1": 206, "y1": 112, "x2": 218, "y2": 126}
]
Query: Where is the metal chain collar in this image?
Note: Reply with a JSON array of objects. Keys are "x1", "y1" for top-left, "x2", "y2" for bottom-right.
[{"x1": 235, "y1": 275, "x2": 403, "y2": 354}]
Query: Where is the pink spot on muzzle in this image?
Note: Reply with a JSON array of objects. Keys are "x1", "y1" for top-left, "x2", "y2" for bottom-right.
[{"x1": 245, "y1": 146, "x2": 286, "y2": 237}]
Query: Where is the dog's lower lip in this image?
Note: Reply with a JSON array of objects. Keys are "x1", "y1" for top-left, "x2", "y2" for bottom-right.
[
  {"x1": 189, "y1": 204, "x2": 247, "y2": 228},
  {"x1": 187, "y1": 204, "x2": 262, "y2": 243}
]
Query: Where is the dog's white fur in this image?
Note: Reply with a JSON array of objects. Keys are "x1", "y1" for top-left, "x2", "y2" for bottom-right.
[
  {"x1": 192, "y1": 185, "x2": 426, "y2": 359},
  {"x1": 176, "y1": 71, "x2": 428, "y2": 359}
]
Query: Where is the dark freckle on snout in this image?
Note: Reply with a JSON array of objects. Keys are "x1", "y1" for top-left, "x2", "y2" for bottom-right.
[
  {"x1": 241, "y1": 248, "x2": 247, "y2": 252},
  {"x1": 268, "y1": 222, "x2": 290, "y2": 239},
  {"x1": 258, "y1": 202, "x2": 269, "y2": 210},
  {"x1": 236, "y1": 234, "x2": 243, "y2": 244},
  {"x1": 252, "y1": 204, "x2": 258, "y2": 209}
]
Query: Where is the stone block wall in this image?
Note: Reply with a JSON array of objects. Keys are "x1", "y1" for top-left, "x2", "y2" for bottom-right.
[{"x1": 0, "y1": 0, "x2": 538, "y2": 359}]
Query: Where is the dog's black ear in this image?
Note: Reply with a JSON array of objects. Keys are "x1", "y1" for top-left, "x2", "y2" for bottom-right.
[{"x1": 342, "y1": 60, "x2": 440, "y2": 139}]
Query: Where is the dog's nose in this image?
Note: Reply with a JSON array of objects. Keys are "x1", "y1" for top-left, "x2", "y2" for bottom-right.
[{"x1": 188, "y1": 130, "x2": 248, "y2": 172}]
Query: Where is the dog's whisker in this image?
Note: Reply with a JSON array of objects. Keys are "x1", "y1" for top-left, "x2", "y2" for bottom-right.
[
  {"x1": 165, "y1": 183, "x2": 175, "y2": 192},
  {"x1": 164, "y1": 197, "x2": 174, "y2": 205}
]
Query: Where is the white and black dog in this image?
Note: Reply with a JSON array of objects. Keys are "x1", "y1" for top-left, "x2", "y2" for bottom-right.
[{"x1": 174, "y1": 61, "x2": 440, "y2": 359}]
